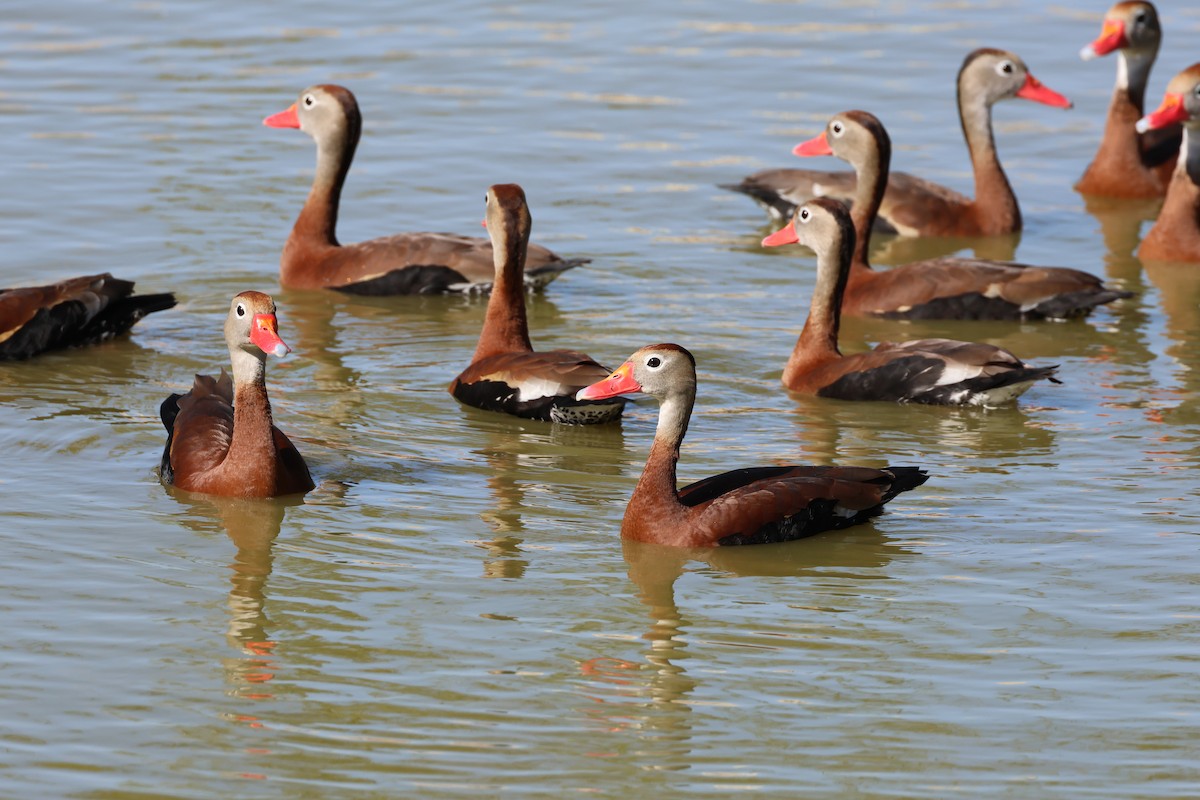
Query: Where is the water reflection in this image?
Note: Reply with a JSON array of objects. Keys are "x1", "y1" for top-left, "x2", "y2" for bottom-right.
[
  {"x1": 464, "y1": 414, "x2": 627, "y2": 579},
  {"x1": 1080, "y1": 194, "x2": 1160, "y2": 269},
  {"x1": 577, "y1": 531, "x2": 911, "y2": 768},
  {"x1": 1141, "y1": 259, "x2": 1200, "y2": 424},
  {"x1": 784, "y1": 395, "x2": 1058, "y2": 473},
  {"x1": 166, "y1": 491, "x2": 302, "y2": 700}
]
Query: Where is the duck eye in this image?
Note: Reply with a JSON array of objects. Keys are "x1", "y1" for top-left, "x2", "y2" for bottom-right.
[
  {"x1": 236, "y1": 304, "x2": 246, "y2": 317},
  {"x1": 799, "y1": 208, "x2": 811, "y2": 222},
  {"x1": 996, "y1": 61, "x2": 1014, "y2": 76},
  {"x1": 646, "y1": 356, "x2": 662, "y2": 369},
  {"x1": 1134, "y1": 11, "x2": 1146, "y2": 23},
  {"x1": 303, "y1": 95, "x2": 314, "y2": 107},
  {"x1": 830, "y1": 121, "x2": 844, "y2": 137}
]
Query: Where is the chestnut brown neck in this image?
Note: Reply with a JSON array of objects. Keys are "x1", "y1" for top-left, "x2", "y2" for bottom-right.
[
  {"x1": 783, "y1": 225, "x2": 851, "y2": 387},
  {"x1": 472, "y1": 214, "x2": 533, "y2": 362},
  {"x1": 622, "y1": 390, "x2": 694, "y2": 542},
  {"x1": 848, "y1": 125, "x2": 890, "y2": 270},
  {"x1": 281, "y1": 100, "x2": 362, "y2": 289}
]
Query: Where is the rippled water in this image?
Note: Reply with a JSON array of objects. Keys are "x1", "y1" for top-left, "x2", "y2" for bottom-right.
[{"x1": 3, "y1": 1, "x2": 1200, "y2": 796}]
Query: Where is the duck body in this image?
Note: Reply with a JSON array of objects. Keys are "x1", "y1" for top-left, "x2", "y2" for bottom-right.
[
  {"x1": 1137, "y1": 64, "x2": 1200, "y2": 262},
  {"x1": 724, "y1": 48, "x2": 1072, "y2": 237},
  {"x1": 1, "y1": 273, "x2": 175, "y2": 361},
  {"x1": 449, "y1": 184, "x2": 624, "y2": 425},
  {"x1": 265, "y1": 85, "x2": 585, "y2": 294},
  {"x1": 790, "y1": 110, "x2": 1128, "y2": 321},
  {"x1": 577, "y1": 344, "x2": 927, "y2": 547},
  {"x1": 1076, "y1": 1, "x2": 1179, "y2": 198},
  {"x1": 763, "y1": 197, "x2": 1060, "y2": 407},
  {"x1": 160, "y1": 291, "x2": 313, "y2": 498}
]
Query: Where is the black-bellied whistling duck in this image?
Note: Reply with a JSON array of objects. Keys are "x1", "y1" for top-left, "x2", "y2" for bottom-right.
[
  {"x1": 575, "y1": 344, "x2": 927, "y2": 547},
  {"x1": 263, "y1": 85, "x2": 586, "y2": 294},
  {"x1": 762, "y1": 198, "x2": 1059, "y2": 406},
  {"x1": 1077, "y1": 1, "x2": 1180, "y2": 197},
  {"x1": 790, "y1": 110, "x2": 1130, "y2": 319},
  {"x1": 722, "y1": 48, "x2": 1072, "y2": 236},
  {"x1": 1, "y1": 273, "x2": 174, "y2": 361},
  {"x1": 1137, "y1": 64, "x2": 1200, "y2": 262},
  {"x1": 449, "y1": 184, "x2": 624, "y2": 424},
  {"x1": 160, "y1": 291, "x2": 313, "y2": 498}
]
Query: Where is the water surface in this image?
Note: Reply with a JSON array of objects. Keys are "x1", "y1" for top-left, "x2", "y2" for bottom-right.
[{"x1": 2, "y1": 1, "x2": 1199, "y2": 796}]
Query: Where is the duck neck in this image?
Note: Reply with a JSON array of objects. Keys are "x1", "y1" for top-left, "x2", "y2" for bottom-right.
[
  {"x1": 226, "y1": 349, "x2": 278, "y2": 484},
  {"x1": 784, "y1": 236, "x2": 847, "y2": 384},
  {"x1": 1116, "y1": 48, "x2": 1154, "y2": 109},
  {"x1": 628, "y1": 390, "x2": 694, "y2": 522},
  {"x1": 959, "y1": 87, "x2": 1020, "y2": 231},
  {"x1": 1162, "y1": 125, "x2": 1200, "y2": 211},
  {"x1": 293, "y1": 122, "x2": 359, "y2": 248},
  {"x1": 849, "y1": 132, "x2": 889, "y2": 270},
  {"x1": 472, "y1": 221, "x2": 532, "y2": 362}
]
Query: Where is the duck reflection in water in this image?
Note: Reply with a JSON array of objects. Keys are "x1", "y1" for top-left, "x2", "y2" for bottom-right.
[
  {"x1": 167, "y1": 490, "x2": 303, "y2": 699},
  {"x1": 576, "y1": 533, "x2": 912, "y2": 758},
  {"x1": 785, "y1": 392, "x2": 1058, "y2": 473},
  {"x1": 464, "y1": 413, "x2": 627, "y2": 579}
]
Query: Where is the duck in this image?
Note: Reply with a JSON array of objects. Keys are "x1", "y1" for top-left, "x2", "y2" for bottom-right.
[
  {"x1": 1076, "y1": 0, "x2": 1180, "y2": 198},
  {"x1": 789, "y1": 110, "x2": 1130, "y2": 319},
  {"x1": 1136, "y1": 64, "x2": 1200, "y2": 262},
  {"x1": 1, "y1": 273, "x2": 174, "y2": 361},
  {"x1": 263, "y1": 84, "x2": 586, "y2": 294},
  {"x1": 575, "y1": 343, "x2": 928, "y2": 547},
  {"x1": 449, "y1": 184, "x2": 625, "y2": 424},
  {"x1": 722, "y1": 48, "x2": 1072, "y2": 237},
  {"x1": 762, "y1": 197, "x2": 1060, "y2": 406},
  {"x1": 159, "y1": 291, "x2": 314, "y2": 498}
]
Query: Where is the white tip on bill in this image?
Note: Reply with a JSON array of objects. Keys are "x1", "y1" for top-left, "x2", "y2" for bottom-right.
[
  {"x1": 1134, "y1": 118, "x2": 1152, "y2": 134},
  {"x1": 1080, "y1": 45, "x2": 1098, "y2": 61}
]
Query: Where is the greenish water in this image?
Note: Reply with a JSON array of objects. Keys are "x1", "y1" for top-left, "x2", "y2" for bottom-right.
[{"x1": 2, "y1": 1, "x2": 1199, "y2": 796}]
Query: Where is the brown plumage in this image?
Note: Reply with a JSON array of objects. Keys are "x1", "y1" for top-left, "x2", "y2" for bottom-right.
[
  {"x1": 762, "y1": 198, "x2": 1060, "y2": 406},
  {"x1": 1076, "y1": 1, "x2": 1180, "y2": 198},
  {"x1": 0, "y1": 273, "x2": 174, "y2": 361},
  {"x1": 722, "y1": 48, "x2": 1072, "y2": 237},
  {"x1": 576, "y1": 344, "x2": 927, "y2": 547},
  {"x1": 448, "y1": 184, "x2": 624, "y2": 425},
  {"x1": 789, "y1": 110, "x2": 1129, "y2": 320},
  {"x1": 1137, "y1": 64, "x2": 1200, "y2": 262},
  {"x1": 263, "y1": 84, "x2": 586, "y2": 293},
  {"x1": 159, "y1": 291, "x2": 313, "y2": 498}
]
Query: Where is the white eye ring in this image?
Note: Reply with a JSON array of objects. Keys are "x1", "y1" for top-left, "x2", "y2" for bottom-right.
[
  {"x1": 798, "y1": 208, "x2": 812, "y2": 223},
  {"x1": 995, "y1": 60, "x2": 1015, "y2": 77},
  {"x1": 830, "y1": 120, "x2": 845, "y2": 137},
  {"x1": 236, "y1": 304, "x2": 246, "y2": 317},
  {"x1": 645, "y1": 356, "x2": 663, "y2": 369},
  {"x1": 303, "y1": 95, "x2": 315, "y2": 106}
]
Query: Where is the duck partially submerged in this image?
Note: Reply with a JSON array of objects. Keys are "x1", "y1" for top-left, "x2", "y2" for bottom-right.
[
  {"x1": 763, "y1": 198, "x2": 1060, "y2": 406},
  {"x1": 160, "y1": 291, "x2": 313, "y2": 498},
  {"x1": 1, "y1": 273, "x2": 174, "y2": 361},
  {"x1": 264, "y1": 84, "x2": 586, "y2": 294},
  {"x1": 577, "y1": 344, "x2": 927, "y2": 547},
  {"x1": 449, "y1": 184, "x2": 624, "y2": 424},
  {"x1": 723, "y1": 48, "x2": 1072, "y2": 237}
]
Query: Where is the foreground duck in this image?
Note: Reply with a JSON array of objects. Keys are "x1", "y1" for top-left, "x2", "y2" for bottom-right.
[
  {"x1": 723, "y1": 48, "x2": 1072, "y2": 237},
  {"x1": 264, "y1": 85, "x2": 586, "y2": 293},
  {"x1": 159, "y1": 291, "x2": 313, "y2": 498},
  {"x1": 1, "y1": 273, "x2": 174, "y2": 361},
  {"x1": 576, "y1": 344, "x2": 927, "y2": 547},
  {"x1": 449, "y1": 184, "x2": 625, "y2": 424},
  {"x1": 1077, "y1": 0, "x2": 1179, "y2": 198},
  {"x1": 762, "y1": 198, "x2": 1060, "y2": 405},
  {"x1": 1136, "y1": 64, "x2": 1200, "y2": 262},
  {"x1": 790, "y1": 110, "x2": 1129, "y2": 319}
]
